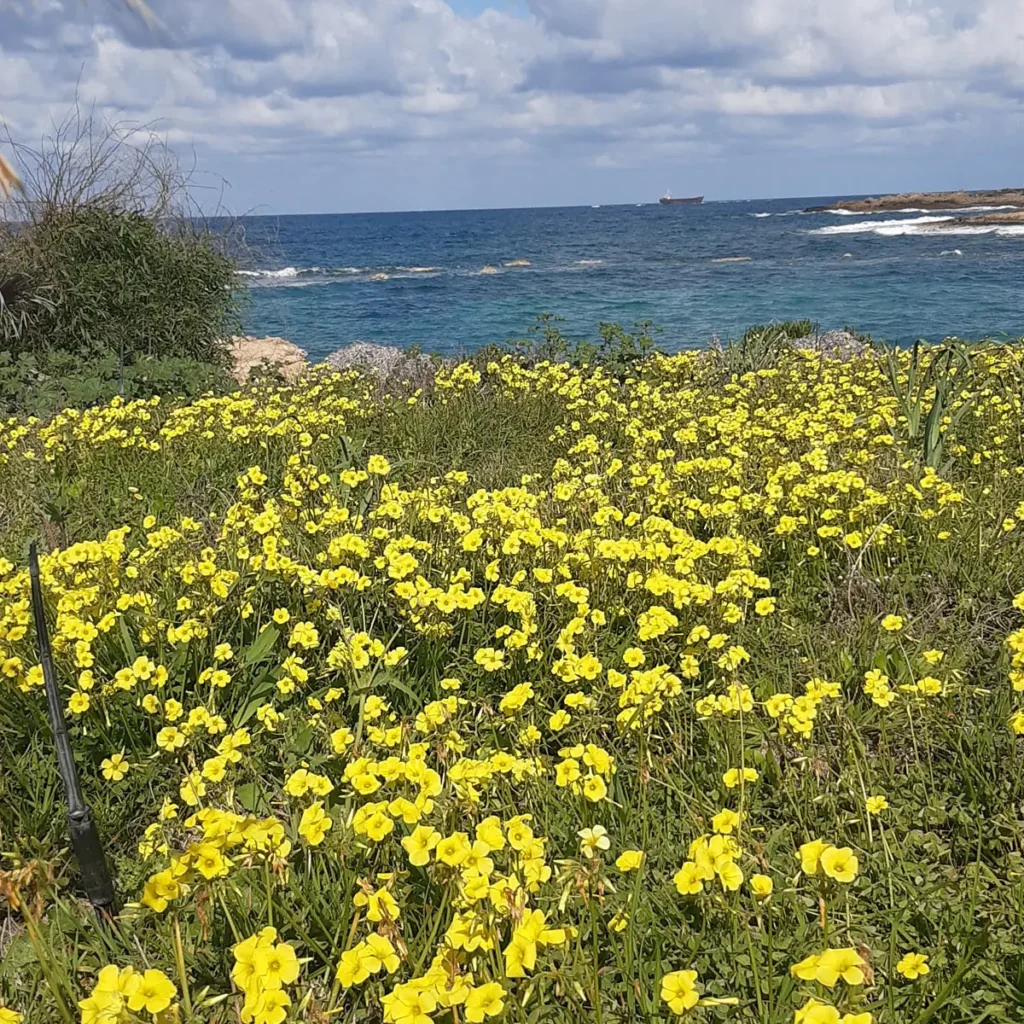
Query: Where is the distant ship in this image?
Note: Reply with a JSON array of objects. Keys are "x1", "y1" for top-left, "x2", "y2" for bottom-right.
[{"x1": 660, "y1": 190, "x2": 703, "y2": 205}]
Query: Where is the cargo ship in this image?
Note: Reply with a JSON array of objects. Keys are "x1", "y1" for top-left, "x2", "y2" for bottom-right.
[{"x1": 659, "y1": 190, "x2": 703, "y2": 205}]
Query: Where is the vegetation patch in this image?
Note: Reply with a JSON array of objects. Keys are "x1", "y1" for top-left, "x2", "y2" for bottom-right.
[{"x1": 1, "y1": 343, "x2": 1024, "y2": 1023}]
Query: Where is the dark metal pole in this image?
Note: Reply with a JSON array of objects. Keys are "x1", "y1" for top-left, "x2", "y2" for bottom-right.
[{"x1": 28, "y1": 542, "x2": 118, "y2": 923}]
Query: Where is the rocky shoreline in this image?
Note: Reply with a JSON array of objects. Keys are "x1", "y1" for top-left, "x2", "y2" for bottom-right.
[
  {"x1": 937, "y1": 210, "x2": 1024, "y2": 228},
  {"x1": 805, "y1": 188, "x2": 1024, "y2": 213},
  {"x1": 227, "y1": 334, "x2": 875, "y2": 385}
]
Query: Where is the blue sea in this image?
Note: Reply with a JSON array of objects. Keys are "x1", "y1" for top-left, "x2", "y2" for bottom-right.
[{"x1": 237, "y1": 197, "x2": 1024, "y2": 359}]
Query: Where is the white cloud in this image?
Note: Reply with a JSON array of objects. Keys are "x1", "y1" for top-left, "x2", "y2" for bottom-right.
[{"x1": 0, "y1": 0, "x2": 1020, "y2": 209}]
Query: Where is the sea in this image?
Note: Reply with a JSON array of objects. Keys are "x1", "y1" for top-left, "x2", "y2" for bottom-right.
[{"x1": 235, "y1": 196, "x2": 1024, "y2": 360}]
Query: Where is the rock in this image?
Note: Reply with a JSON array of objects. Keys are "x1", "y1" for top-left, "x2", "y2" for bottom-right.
[
  {"x1": 324, "y1": 342, "x2": 438, "y2": 390},
  {"x1": 808, "y1": 188, "x2": 1024, "y2": 213},
  {"x1": 939, "y1": 210, "x2": 1024, "y2": 227},
  {"x1": 227, "y1": 335, "x2": 307, "y2": 383},
  {"x1": 789, "y1": 330, "x2": 872, "y2": 359},
  {"x1": 480, "y1": 265, "x2": 499, "y2": 275}
]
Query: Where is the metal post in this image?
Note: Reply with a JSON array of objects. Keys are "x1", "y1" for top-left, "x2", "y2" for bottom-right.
[{"x1": 28, "y1": 542, "x2": 118, "y2": 923}]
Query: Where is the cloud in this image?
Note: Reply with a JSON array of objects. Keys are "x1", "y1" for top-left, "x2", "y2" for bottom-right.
[{"x1": 0, "y1": 0, "x2": 1021, "y2": 210}]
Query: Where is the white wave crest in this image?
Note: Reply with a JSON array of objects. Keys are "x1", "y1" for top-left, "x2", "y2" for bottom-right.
[
  {"x1": 237, "y1": 267, "x2": 298, "y2": 278},
  {"x1": 576, "y1": 259, "x2": 603, "y2": 265},
  {"x1": 930, "y1": 225, "x2": 1024, "y2": 237},
  {"x1": 811, "y1": 216, "x2": 955, "y2": 236},
  {"x1": 751, "y1": 212, "x2": 771, "y2": 218}
]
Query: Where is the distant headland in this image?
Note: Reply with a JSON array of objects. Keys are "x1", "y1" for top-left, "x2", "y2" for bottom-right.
[{"x1": 804, "y1": 188, "x2": 1024, "y2": 213}]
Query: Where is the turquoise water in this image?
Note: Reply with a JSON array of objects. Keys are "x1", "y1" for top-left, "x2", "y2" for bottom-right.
[{"x1": 237, "y1": 197, "x2": 1024, "y2": 360}]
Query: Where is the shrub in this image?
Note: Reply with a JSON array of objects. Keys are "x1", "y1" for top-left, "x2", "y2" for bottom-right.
[
  {"x1": 0, "y1": 105, "x2": 242, "y2": 372},
  {"x1": 0, "y1": 348, "x2": 233, "y2": 418}
]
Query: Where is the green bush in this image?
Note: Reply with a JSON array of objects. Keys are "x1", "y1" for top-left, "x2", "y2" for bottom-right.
[
  {"x1": 0, "y1": 207, "x2": 240, "y2": 365},
  {"x1": 0, "y1": 105, "x2": 243, "y2": 384}
]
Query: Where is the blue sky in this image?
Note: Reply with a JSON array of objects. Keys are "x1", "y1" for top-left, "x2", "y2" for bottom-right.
[{"x1": 2, "y1": 0, "x2": 1022, "y2": 215}]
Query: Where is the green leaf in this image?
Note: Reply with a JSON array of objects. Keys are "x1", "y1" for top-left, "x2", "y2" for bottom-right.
[
  {"x1": 377, "y1": 671, "x2": 422, "y2": 706},
  {"x1": 243, "y1": 625, "x2": 280, "y2": 666},
  {"x1": 118, "y1": 613, "x2": 138, "y2": 663},
  {"x1": 236, "y1": 783, "x2": 261, "y2": 814},
  {"x1": 233, "y1": 672, "x2": 277, "y2": 727}
]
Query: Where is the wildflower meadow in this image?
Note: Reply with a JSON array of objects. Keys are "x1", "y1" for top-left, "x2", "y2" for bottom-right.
[{"x1": 1, "y1": 344, "x2": 1024, "y2": 1024}]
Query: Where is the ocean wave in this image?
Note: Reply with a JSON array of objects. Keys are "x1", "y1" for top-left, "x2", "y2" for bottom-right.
[
  {"x1": 810, "y1": 216, "x2": 955, "y2": 236},
  {"x1": 236, "y1": 266, "x2": 303, "y2": 278},
  {"x1": 927, "y1": 225, "x2": 1024, "y2": 237},
  {"x1": 825, "y1": 204, "x2": 1019, "y2": 217},
  {"x1": 576, "y1": 259, "x2": 604, "y2": 265},
  {"x1": 751, "y1": 212, "x2": 772, "y2": 218},
  {"x1": 950, "y1": 204, "x2": 1018, "y2": 212},
  {"x1": 237, "y1": 265, "x2": 442, "y2": 287}
]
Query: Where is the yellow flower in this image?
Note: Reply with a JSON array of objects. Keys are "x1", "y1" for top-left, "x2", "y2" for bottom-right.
[
  {"x1": 578, "y1": 825, "x2": 610, "y2": 858},
  {"x1": 252, "y1": 941, "x2": 300, "y2": 989},
  {"x1": 548, "y1": 709, "x2": 571, "y2": 732},
  {"x1": 250, "y1": 988, "x2": 290, "y2": 1024},
  {"x1": 660, "y1": 969, "x2": 699, "y2": 1014},
  {"x1": 100, "y1": 752, "x2": 129, "y2": 782},
  {"x1": 191, "y1": 842, "x2": 228, "y2": 879},
  {"x1": 382, "y1": 982, "x2": 435, "y2": 1024},
  {"x1": 820, "y1": 846, "x2": 859, "y2": 884},
  {"x1": 722, "y1": 767, "x2": 759, "y2": 788},
  {"x1": 367, "y1": 454, "x2": 391, "y2": 475},
  {"x1": 365, "y1": 933, "x2": 400, "y2": 974},
  {"x1": 463, "y1": 982, "x2": 506, "y2": 1023},
  {"x1": 711, "y1": 809, "x2": 740, "y2": 834},
  {"x1": 865, "y1": 795, "x2": 888, "y2": 815},
  {"x1": 353, "y1": 887, "x2": 400, "y2": 923},
  {"x1": 896, "y1": 952, "x2": 930, "y2": 980},
  {"x1": 0, "y1": 1009, "x2": 23, "y2": 1024},
  {"x1": 401, "y1": 825, "x2": 440, "y2": 867},
  {"x1": 582, "y1": 774, "x2": 607, "y2": 802},
  {"x1": 615, "y1": 849, "x2": 644, "y2": 872},
  {"x1": 335, "y1": 943, "x2": 378, "y2": 988},
  {"x1": 623, "y1": 647, "x2": 645, "y2": 668},
  {"x1": 881, "y1": 614, "x2": 904, "y2": 632},
  {"x1": 815, "y1": 947, "x2": 866, "y2": 987},
  {"x1": 716, "y1": 859, "x2": 744, "y2": 891},
  {"x1": 436, "y1": 832, "x2": 472, "y2": 866},
  {"x1": 298, "y1": 802, "x2": 333, "y2": 846},
  {"x1": 750, "y1": 874, "x2": 773, "y2": 898},
  {"x1": 673, "y1": 862, "x2": 702, "y2": 895},
  {"x1": 68, "y1": 691, "x2": 90, "y2": 715},
  {"x1": 798, "y1": 838, "x2": 829, "y2": 875},
  {"x1": 124, "y1": 969, "x2": 177, "y2": 1015},
  {"x1": 794, "y1": 998, "x2": 840, "y2": 1024}
]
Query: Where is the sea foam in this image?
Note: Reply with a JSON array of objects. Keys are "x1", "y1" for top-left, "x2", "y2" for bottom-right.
[{"x1": 811, "y1": 216, "x2": 955, "y2": 236}]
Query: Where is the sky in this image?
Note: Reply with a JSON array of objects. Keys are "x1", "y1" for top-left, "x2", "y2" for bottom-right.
[{"x1": 1, "y1": 0, "x2": 1023, "y2": 214}]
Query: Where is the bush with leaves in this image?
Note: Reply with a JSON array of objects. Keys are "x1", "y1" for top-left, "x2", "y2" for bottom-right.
[{"x1": 0, "y1": 104, "x2": 242, "y2": 377}]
